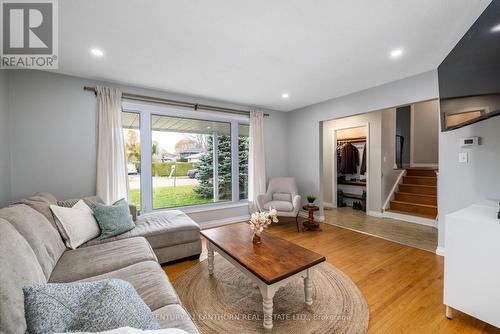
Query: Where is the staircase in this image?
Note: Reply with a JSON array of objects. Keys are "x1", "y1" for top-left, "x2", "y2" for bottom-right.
[{"x1": 388, "y1": 168, "x2": 438, "y2": 220}]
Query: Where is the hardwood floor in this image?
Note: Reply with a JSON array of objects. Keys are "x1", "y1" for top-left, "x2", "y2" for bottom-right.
[
  {"x1": 324, "y1": 207, "x2": 438, "y2": 252},
  {"x1": 164, "y1": 222, "x2": 499, "y2": 333}
]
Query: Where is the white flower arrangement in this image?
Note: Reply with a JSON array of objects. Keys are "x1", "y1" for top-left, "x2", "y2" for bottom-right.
[{"x1": 249, "y1": 208, "x2": 279, "y2": 235}]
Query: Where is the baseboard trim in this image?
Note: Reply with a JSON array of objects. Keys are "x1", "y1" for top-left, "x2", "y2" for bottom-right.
[
  {"x1": 367, "y1": 210, "x2": 384, "y2": 218},
  {"x1": 323, "y1": 202, "x2": 335, "y2": 209},
  {"x1": 436, "y1": 246, "x2": 445, "y2": 257},
  {"x1": 383, "y1": 210, "x2": 438, "y2": 228},
  {"x1": 200, "y1": 215, "x2": 250, "y2": 229}
]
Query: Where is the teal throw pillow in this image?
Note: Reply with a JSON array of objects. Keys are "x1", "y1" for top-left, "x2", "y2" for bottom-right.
[{"x1": 91, "y1": 198, "x2": 135, "y2": 240}]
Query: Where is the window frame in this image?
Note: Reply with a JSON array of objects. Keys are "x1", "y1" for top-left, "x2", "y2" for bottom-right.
[{"x1": 122, "y1": 100, "x2": 249, "y2": 213}]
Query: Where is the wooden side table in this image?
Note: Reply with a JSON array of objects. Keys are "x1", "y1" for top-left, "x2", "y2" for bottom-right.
[{"x1": 302, "y1": 205, "x2": 320, "y2": 231}]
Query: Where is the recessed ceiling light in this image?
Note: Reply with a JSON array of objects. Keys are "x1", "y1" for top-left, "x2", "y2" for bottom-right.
[
  {"x1": 91, "y1": 48, "x2": 104, "y2": 57},
  {"x1": 491, "y1": 23, "x2": 500, "y2": 33},
  {"x1": 390, "y1": 48, "x2": 403, "y2": 58},
  {"x1": 281, "y1": 93, "x2": 289, "y2": 99}
]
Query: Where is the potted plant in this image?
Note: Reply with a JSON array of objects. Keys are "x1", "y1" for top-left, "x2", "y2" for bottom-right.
[{"x1": 307, "y1": 195, "x2": 317, "y2": 207}]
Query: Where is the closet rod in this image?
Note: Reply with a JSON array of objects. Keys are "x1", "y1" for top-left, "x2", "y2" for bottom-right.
[
  {"x1": 337, "y1": 136, "x2": 366, "y2": 143},
  {"x1": 83, "y1": 86, "x2": 269, "y2": 117}
]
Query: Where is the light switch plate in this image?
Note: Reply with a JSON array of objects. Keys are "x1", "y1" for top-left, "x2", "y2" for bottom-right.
[{"x1": 459, "y1": 152, "x2": 468, "y2": 163}]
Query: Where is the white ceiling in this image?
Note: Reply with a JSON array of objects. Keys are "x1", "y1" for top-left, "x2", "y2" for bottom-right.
[{"x1": 57, "y1": 0, "x2": 492, "y2": 111}]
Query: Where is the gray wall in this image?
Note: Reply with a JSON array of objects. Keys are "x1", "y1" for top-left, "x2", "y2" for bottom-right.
[
  {"x1": 0, "y1": 71, "x2": 11, "y2": 207},
  {"x1": 412, "y1": 99, "x2": 439, "y2": 165},
  {"x1": 289, "y1": 70, "x2": 439, "y2": 216},
  {"x1": 6, "y1": 70, "x2": 288, "y2": 224},
  {"x1": 438, "y1": 116, "x2": 500, "y2": 248}
]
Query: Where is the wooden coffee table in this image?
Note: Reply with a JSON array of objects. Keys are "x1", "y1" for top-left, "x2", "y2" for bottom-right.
[{"x1": 201, "y1": 223, "x2": 326, "y2": 329}]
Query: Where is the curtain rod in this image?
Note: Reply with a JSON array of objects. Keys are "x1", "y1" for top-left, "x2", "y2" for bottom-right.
[{"x1": 83, "y1": 86, "x2": 269, "y2": 117}]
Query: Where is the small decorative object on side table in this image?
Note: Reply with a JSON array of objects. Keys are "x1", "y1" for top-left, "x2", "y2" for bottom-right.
[
  {"x1": 249, "y1": 208, "x2": 278, "y2": 244},
  {"x1": 302, "y1": 205, "x2": 320, "y2": 231},
  {"x1": 306, "y1": 195, "x2": 317, "y2": 206}
]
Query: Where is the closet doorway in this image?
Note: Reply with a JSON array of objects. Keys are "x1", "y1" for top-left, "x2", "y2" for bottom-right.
[{"x1": 333, "y1": 125, "x2": 369, "y2": 213}]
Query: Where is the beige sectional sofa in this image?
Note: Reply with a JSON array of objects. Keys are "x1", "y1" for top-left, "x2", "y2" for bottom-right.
[{"x1": 0, "y1": 193, "x2": 201, "y2": 334}]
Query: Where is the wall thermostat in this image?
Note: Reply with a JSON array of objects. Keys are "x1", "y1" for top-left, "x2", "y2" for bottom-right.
[{"x1": 460, "y1": 137, "x2": 479, "y2": 147}]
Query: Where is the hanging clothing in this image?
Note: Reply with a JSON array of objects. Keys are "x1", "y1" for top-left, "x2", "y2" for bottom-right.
[
  {"x1": 340, "y1": 143, "x2": 360, "y2": 174},
  {"x1": 360, "y1": 143, "x2": 367, "y2": 175}
]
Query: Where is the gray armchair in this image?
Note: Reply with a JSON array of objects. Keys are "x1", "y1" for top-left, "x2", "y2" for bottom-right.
[{"x1": 256, "y1": 177, "x2": 302, "y2": 231}]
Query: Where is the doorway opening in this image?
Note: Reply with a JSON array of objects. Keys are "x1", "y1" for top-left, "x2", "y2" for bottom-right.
[
  {"x1": 396, "y1": 105, "x2": 411, "y2": 169},
  {"x1": 334, "y1": 125, "x2": 368, "y2": 212}
]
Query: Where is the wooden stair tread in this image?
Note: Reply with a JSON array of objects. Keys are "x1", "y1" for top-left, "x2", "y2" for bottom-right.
[
  {"x1": 390, "y1": 167, "x2": 439, "y2": 219},
  {"x1": 385, "y1": 209, "x2": 437, "y2": 220},
  {"x1": 407, "y1": 167, "x2": 438, "y2": 170},
  {"x1": 396, "y1": 192, "x2": 437, "y2": 198},
  {"x1": 405, "y1": 168, "x2": 438, "y2": 177},
  {"x1": 403, "y1": 176, "x2": 436, "y2": 179},
  {"x1": 401, "y1": 184, "x2": 437, "y2": 188},
  {"x1": 390, "y1": 200, "x2": 437, "y2": 209}
]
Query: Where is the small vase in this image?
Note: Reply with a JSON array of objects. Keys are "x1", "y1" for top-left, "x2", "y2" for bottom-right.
[
  {"x1": 252, "y1": 230, "x2": 262, "y2": 244},
  {"x1": 308, "y1": 203, "x2": 315, "y2": 207}
]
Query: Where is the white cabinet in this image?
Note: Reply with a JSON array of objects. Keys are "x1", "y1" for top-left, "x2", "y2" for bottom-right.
[{"x1": 444, "y1": 201, "x2": 500, "y2": 328}]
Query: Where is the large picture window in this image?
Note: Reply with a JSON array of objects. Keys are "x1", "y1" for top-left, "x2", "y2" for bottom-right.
[
  {"x1": 122, "y1": 104, "x2": 249, "y2": 213},
  {"x1": 151, "y1": 115, "x2": 231, "y2": 209}
]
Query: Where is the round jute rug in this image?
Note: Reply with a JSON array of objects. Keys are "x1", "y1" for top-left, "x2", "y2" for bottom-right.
[{"x1": 174, "y1": 255, "x2": 369, "y2": 333}]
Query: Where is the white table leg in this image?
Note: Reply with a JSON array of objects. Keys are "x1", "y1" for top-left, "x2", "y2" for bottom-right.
[
  {"x1": 260, "y1": 285, "x2": 276, "y2": 329},
  {"x1": 207, "y1": 242, "x2": 214, "y2": 276},
  {"x1": 304, "y1": 269, "x2": 313, "y2": 306}
]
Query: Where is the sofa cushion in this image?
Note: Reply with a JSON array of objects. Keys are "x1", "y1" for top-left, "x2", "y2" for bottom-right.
[
  {"x1": 0, "y1": 204, "x2": 66, "y2": 279},
  {"x1": 57, "y1": 195, "x2": 104, "y2": 208},
  {"x1": 0, "y1": 219, "x2": 47, "y2": 334},
  {"x1": 49, "y1": 237, "x2": 157, "y2": 283},
  {"x1": 154, "y1": 304, "x2": 200, "y2": 334},
  {"x1": 10, "y1": 192, "x2": 59, "y2": 228},
  {"x1": 23, "y1": 279, "x2": 160, "y2": 333},
  {"x1": 78, "y1": 261, "x2": 179, "y2": 311},
  {"x1": 83, "y1": 210, "x2": 200, "y2": 250},
  {"x1": 263, "y1": 200, "x2": 293, "y2": 212}
]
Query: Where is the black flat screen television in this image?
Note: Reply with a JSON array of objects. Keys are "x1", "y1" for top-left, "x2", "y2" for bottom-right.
[{"x1": 438, "y1": 0, "x2": 500, "y2": 131}]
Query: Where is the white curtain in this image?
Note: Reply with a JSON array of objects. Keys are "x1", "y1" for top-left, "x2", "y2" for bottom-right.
[
  {"x1": 95, "y1": 86, "x2": 128, "y2": 204},
  {"x1": 248, "y1": 111, "x2": 266, "y2": 212}
]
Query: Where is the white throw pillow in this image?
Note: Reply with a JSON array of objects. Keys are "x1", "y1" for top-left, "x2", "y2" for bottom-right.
[{"x1": 50, "y1": 200, "x2": 100, "y2": 249}]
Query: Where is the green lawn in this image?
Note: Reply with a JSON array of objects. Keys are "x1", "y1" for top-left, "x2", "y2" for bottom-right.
[{"x1": 130, "y1": 184, "x2": 212, "y2": 211}]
